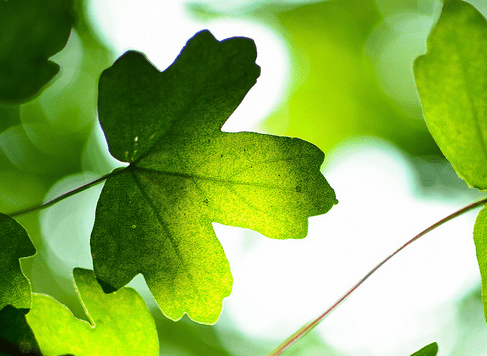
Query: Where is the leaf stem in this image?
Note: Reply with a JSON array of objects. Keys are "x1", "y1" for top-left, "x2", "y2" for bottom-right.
[
  {"x1": 267, "y1": 196, "x2": 487, "y2": 356},
  {"x1": 7, "y1": 168, "x2": 128, "y2": 218}
]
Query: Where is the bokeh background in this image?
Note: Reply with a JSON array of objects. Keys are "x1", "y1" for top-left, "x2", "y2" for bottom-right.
[{"x1": 2, "y1": 0, "x2": 487, "y2": 354}]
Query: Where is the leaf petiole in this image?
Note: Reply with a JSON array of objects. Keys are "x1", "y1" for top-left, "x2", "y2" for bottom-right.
[
  {"x1": 7, "y1": 167, "x2": 128, "y2": 218},
  {"x1": 267, "y1": 195, "x2": 487, "y2": 356}
]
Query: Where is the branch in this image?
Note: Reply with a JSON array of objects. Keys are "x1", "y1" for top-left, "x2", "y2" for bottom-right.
[
  {"x1": 267, "y1": 196, "x2": 487, "y2": 355},
  {"x1": 7, "y1": 168, "x2": 128, "y2": 218}
]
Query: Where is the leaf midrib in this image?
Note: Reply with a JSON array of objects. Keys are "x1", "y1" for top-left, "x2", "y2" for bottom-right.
[
  {"x1": 129, "y1": 170, "x2": 204, "y2": 306},
  {"x1": 135, "y1": 166, "x2": 298, "y2": 192}
]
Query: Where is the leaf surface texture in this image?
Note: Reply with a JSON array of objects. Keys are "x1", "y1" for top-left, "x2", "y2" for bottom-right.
[{"x1": 0, "y1": 214, "x2": 36, "y2": 311}]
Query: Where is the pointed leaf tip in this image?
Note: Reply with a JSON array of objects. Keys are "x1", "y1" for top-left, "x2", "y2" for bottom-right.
[{"x1": 410, "y1": 342, "x2": 438, "y2": 356}]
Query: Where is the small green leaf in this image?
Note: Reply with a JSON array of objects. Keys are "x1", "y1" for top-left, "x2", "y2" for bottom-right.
[
  {"x1": 414, "y1": 0, "x2": 487, "y2": 189},
  {"x1": 0, "y1": 0, "x2": 73, "y2": 103},
  {"x1": 25, "y1": 268, "x2": 158, "y2": 356},
  {"x1": 92, "y1": 30, "x2": 337, "y2": 324},
  {"x1": 0, "y1": 214, "x2": 36, "y2": 311},
  {"x1": 473, "y1": 205, "x2": 487, "y2": 322},
  {"x1": 410, "y1": 342, "x2": 439, "y2": 356}
]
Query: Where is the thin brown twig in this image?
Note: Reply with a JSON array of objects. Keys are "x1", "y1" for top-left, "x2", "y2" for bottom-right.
[
  {"x1": 7, "y1": 168, "x2": 128, "y2": 218},
  {"x1": 267, "y1": 196, "x2": 487, "y2": 355}
]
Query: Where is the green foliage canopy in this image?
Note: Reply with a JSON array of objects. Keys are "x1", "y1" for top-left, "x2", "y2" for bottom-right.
[{"x1": 92, "y1": 30, "x2": 337, "y2": 324}]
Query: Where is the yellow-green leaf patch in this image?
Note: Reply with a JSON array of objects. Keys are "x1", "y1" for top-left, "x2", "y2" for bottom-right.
[{"x1": 26, "y1": 268, "x2": 158, "y2": 356}]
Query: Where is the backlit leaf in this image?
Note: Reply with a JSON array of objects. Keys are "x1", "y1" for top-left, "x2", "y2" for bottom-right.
[
  {"x1": 414, "y1": 0, "x2": 487, "y2": 189},
  {"x1": 0, "y1": 213, "x2": 36, "y2": 311},
  {"x1": 92, "y1": 30, "x2": 337, "y2": 324},
  {"x1": 26, "y1": 268, "x2": 158, "y2": 356}
]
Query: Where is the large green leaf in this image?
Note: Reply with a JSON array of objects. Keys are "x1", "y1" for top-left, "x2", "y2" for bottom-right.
[
  {"x1": 410, "y1": 342, "x2": 438, "y2": 356},
  {"x1": 26, "y1": 268, "x2": 158, "y2": 356},
  {"x1": 0, "y1": 213, "x2": 36, "y2": 311},
  {"x1": 414, "y1": 0, "x2": 487, "y2": 189},
  {"x1": 473, "y1": 206, "x2": 487, "y2": 322},
  {"x1": 0, "y1": 0, "x2": 73, "y2": 103},
  {"x1": 92, "y1": 30, "x2": 337, "y2": 324}
]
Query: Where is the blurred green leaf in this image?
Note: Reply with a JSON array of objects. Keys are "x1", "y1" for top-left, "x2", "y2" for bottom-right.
[
  {"x1": 473, "y1": 206, "x2": 487, "y2": 323},
  {"x1": 0, "y1": 0, "x2": 73, "y2": 103},
  {"x1": 0, "y1": 305, "x2": 41, "y2": 356},
  {"x1": 92, "y1": 30, "x2": 336, "y2": 324},
  {"x1": 0, "y1": 214, "x2": 36, "y2": 311},
  {"x1": 259, "y1": 0, "x2": 439, "y2": 156},
  {"x1": 26, "y1": 268, "x2": 158, "y2": 356},
  {"x1": 410, "y1": 342, "x2": 438, "y2": 356},
  {"x1": 415, "y1": 0, "x2": 487, "y2": 189}
]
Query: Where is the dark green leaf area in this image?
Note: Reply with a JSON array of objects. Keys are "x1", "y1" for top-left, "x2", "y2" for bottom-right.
[
  {"x1": 414, "y1": 0, "x2": 487, "y2": 189},
  {"x1": 93, "y1": 30, "x2": 337, "y2": 324},
  {"x1": 409, "y1": 342, "x2": 439, "y2": 356},
  {"x1": 0, "y1": 0, "x2": 73, "y2": 103},
  {"x1": 25, "y1": 268, "x2": 158, "y2": 356},
  {"x1": 0, "y1": 306, "x2": 41, "y2": 356},
  {"x1": 98, "y1": 29, "x2": 260, "y2": 163},
  {"x1": 473, "y1": 205, "x2": 487, "y2": 323},
  {"x1": 0, "y1": 214, "x2": 36, "y2": 311}
]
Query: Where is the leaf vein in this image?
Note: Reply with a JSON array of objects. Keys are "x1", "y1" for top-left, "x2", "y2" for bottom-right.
[{"x1": 130, "y1": 170, "x2": 205, "y2": 304}]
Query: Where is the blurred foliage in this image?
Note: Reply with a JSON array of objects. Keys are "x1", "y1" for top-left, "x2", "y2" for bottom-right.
[
  {"x1": 191, "y1": 0, "x2": 442, "y2": 158},
  {"x1": 261, "y1": 0, "x2": 441, "y2": 157},
  {"x1": 0, "y1": 0, "x2": 73, "y2": 103},
  {"x1": 280, "y1": 332, "x2": 341, "y2": 355}
]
